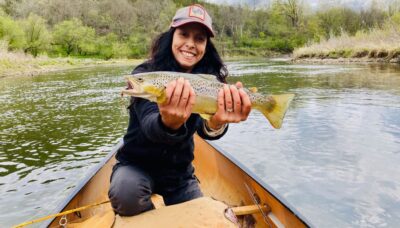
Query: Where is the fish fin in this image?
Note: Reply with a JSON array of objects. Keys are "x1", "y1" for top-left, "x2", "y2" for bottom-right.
[
  {"x1": 258, "y1": 94, "x2": 295, "y2": 129},
  {"x1": 249, "y1": 87, "x2": 258, "y2": 93},
  {"x1": 197, "y1": 74, "x2": 219, "y2": 81},
  {"x1": 199, "y1": 114, "x2": 212, "y2": 120},
  {"x1": 156, "y1": 87, "x2": 167, "y2": 104}
]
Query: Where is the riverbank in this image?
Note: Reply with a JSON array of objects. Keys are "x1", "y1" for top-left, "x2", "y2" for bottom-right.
[
  {"x1": 292, "y1": 56, "x2": 400, "y2": 64},
  {"x1": 0, "y1": 51, "x2": 143, "y2": 78},
  {"x1": 293, "y1": 50, "x2": 400, "y2": 64},
  {"x1": 293, "y1": 25, "x2": 400, "y2": 64},
  {"x1": 0, "y1": 49, "x2": 285, "y2": 78}
]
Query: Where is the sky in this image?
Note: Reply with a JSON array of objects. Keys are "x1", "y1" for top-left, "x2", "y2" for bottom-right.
[{"x1": 204, "y1": 0, "x2": 398, "y2": 11}]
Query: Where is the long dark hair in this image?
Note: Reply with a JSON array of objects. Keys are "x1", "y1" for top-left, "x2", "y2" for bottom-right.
[{"x1": 149, "y1": 28, "x2": 228, "y2": 83}]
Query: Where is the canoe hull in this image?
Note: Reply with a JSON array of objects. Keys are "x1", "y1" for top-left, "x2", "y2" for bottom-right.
[{"x1": 46, "y1": 135, "x2": 310, "y2": 227}]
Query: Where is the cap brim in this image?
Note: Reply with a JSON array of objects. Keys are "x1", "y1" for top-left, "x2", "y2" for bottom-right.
[{"x1": 171, "y1": 20, "x2": 215, "y2": 37}]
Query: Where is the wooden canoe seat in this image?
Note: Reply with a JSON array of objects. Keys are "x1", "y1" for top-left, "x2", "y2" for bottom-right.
[
  {"x1": 151, "y1": 194, "x2": 165, "y2": 209},
  {"x1": 114, "y1": 196, "x2": 236, "y2": 227}
]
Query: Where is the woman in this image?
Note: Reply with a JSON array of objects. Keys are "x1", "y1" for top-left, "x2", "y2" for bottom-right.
[{"x1": 108, "y1": 4, "x2": 251, "y2": 216}]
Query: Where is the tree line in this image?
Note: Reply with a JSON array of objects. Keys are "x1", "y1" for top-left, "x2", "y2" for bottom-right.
[{"x1": 1, "y1": 0, "x2": 399, "y2": 59}]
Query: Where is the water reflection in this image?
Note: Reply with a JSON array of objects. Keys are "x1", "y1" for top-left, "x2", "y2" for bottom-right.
[
  {"x1": 222, "y1": 60, "x2": 400, "y2": 227},
  {"x1": 0, "y1": 61, "x2": 399, "y2": 227},
  {"x1": 0, "y1": 66, "x2": 131, "y2": 226}
]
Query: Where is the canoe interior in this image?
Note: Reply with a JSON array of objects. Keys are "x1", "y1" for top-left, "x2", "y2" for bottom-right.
[{"x1": 47, "y1": 135, "x2": 309, "y2": 227}]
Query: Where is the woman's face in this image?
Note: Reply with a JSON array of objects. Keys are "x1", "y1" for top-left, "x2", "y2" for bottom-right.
[{"x1": 172, "y1": 23, "x2": 208, "y2": 72}]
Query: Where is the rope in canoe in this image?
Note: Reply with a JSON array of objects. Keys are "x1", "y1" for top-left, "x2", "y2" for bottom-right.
[{"x1": 13, "y1": 200, "x2": 110, "y2": 228}]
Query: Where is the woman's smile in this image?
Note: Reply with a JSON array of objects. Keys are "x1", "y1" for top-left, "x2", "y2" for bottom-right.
[
  {"x1": 181, "y1": 50, "x2": 196, "y2": 58},
  {"x1": 172, "y1": 23, "x2": 207, "y2": 72}
]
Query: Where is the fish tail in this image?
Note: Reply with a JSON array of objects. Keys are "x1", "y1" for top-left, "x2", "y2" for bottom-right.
[{"x1": 258, "y1": 94, "x2": 295, "y2": 129}]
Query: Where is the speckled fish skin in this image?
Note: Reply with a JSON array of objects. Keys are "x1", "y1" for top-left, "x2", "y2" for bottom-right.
[{"x1": 122, "y1": 71, "x2": 294, "y2": 129}]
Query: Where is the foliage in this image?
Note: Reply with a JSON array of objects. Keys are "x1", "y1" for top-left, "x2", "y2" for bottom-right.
[
  {"x1": 20, "y1": 13, "x2": 50, "y2": 57},
  {"x1": 127, "y1": 32, "x2": 150, "y2": 58},
  {"x1": 388, "y1": 11, "x2": 400, "y2": 27},
  {"x1": 0, "y1": 14, "x2": 25, "y2": 50},
  {"x1": 0, "y1": 0, "x2": 399, "y2": 59},
  {"x1": 315, "y1": 7, "x2": 362, "y2": 38},
  {"x1": 97, "y1": 33, "x2": 129, "y2": 60},
  {"x1": 52, "y1": 18, "x2": 95, "y2": 56}
]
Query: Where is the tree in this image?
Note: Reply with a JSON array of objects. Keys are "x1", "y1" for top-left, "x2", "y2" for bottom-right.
[
  {"x1": 20, "y1": 13, "x2": 50, "y2": 56},
  {"x1": 248, "y1": 9, "x2": 269, "y2": 37},
  {"x1": 0, "y1": 6, "x2": 5, "y2": 16},
  {"x1": 388, "y1": 0, "x2": 400, "y2": 16},
  {"x1": 360, "y1": 0, "x2": 388, "y2": 29},
  {"x1": 99, "y1": 0, "x2": 136, "y2": 38},
  {"x1": 52, "y1": 18, "x2": 95, "y2": 56},
  {"x1": 0, "y1": 14, "x2": 25, "y2": 50},
  {"x1": 132, "y1": 0, "x2": 176, "y2": 37},
  {"x1": 97, "y1": 33, "x2": 129, "y2": 59},
  {"x1": 282, "y1": 0, "x2": 303, "y2": 28},
  {"x1": 127, "y1": 32, "x2": 150, "y2": 58},
  {"x1": 0, "y1": 0, "x2": 18, "y2": 16},
  {"x1": 268, "y1": 1, "x2": 291, "y2": 36},
  {"x1": 216, "y1": 5, "x2": 246, "y2": 44},
  {"x1": 316, "y1": 7, "x2": 361, "y2": 38}
]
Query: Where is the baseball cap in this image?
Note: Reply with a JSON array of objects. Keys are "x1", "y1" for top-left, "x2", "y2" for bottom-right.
[{"x1": 170, "y1": 4, "x2": 215, "y2": 37}]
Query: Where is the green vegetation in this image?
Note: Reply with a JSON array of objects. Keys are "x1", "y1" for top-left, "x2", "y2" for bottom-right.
[
  {"x1": 0, "y1": 44, "x2": 141, "y2": 77},
  {"x1": 1, "y1": 0, "x2": 400, "y2": 63},
  {"x1": 294, "y1": 12, "x2": 400, "y2": 62}
]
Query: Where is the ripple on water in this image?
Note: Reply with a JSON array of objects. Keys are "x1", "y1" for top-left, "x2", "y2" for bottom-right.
[{"x1": 1, "y1": 63, "x2": 400, "y2": 227}]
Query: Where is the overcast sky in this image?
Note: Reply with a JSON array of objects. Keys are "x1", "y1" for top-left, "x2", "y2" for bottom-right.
[{"x1": 204, "y1": 0, "x2": 397, "y2": 11}]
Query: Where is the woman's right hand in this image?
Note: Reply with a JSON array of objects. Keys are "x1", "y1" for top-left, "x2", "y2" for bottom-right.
[{"x1": 158, "y1": 77, "x2": 196, "y2": 131}]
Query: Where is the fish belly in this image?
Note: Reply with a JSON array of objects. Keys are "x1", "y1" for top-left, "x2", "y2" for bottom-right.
[{"x1": 192, "y1": 95, "x2": 218, "y2": 117}]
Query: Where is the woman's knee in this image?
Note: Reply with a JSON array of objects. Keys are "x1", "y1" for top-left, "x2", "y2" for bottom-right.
[{"x1": 108, "y1": 164, "x2": 154, "y2": 216}]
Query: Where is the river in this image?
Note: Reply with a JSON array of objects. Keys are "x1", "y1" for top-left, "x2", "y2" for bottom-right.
[{"x1": 1, "y1": 59, "x2": 399, "y2": 227}]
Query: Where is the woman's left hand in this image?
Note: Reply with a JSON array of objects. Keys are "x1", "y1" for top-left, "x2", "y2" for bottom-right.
[{"x1": 207, "y1": 82, "x2": 251, "y2": 130}]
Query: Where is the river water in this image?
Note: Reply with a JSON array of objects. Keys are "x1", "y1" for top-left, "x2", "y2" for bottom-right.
[{"x1": 0, "y1": 60, "x2": 399, "y2": 227}]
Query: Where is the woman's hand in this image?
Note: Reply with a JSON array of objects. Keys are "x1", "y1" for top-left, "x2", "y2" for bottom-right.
[
  {"x1": 159, "y1": 77, "x2": 196, "y2": 131},
  {"x1": 207, "y1": 82, "x2": 251, "y2": 130}
]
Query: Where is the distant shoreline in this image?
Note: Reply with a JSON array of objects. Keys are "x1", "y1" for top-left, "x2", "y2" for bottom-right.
[
  {"x1": 0, "y1": 50, "x2": 284, "y2": 79},
  {"x1": 3, "y1": 53, "x2": 398, "y2": 79},
  {"x1": 292, "y1": 56, "x2": 400, "y2": 64},
  {"x1": 0, "y1": 54, "x2": 143, "y2": 79},
  {"x1": 292, "y1": 22, "x2": 400, "y2": 65}
]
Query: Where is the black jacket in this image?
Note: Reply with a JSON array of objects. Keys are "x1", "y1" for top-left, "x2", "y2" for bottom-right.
[{"x1": 116, "y1": 62, "x2": 228, "y2": 175}]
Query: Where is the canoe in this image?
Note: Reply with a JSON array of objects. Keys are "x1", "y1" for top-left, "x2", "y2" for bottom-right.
[{"x1": 43, "y1": 135, "x2": 311, "y2": 227}]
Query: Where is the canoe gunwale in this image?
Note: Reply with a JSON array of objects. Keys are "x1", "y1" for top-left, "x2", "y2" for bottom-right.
[
  {"x1": 42, "y1": 139, "x2": 124, "y2": 228},
  {"x1": 206, "y1": 139, "x2": 313, "y2": 227}
]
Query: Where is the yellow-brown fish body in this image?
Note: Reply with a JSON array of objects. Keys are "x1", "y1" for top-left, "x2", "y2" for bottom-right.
[{"x1": 121, "y1": 71, "x2": 294, "y2": 129}]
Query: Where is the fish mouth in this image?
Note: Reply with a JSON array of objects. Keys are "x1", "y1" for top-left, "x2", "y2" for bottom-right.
[
  {"x1": 127, "y1": 78, "x2": 141, "y2": 92},
  {"x1": 121, "y1": 76, "x2": 154, "y2": 99},
  {"x1": 121, "y1": 77, "x2": 141, "y2": 95}
]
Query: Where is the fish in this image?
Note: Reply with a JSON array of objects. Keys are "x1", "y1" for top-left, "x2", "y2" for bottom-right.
[{"x1": 121, "y1": 71, "x2": 295, "y2": 129}]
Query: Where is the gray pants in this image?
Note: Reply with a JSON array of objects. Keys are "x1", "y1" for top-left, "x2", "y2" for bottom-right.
[{"x1": 108, "y1": 163, "x2": 203, "y2": 216}]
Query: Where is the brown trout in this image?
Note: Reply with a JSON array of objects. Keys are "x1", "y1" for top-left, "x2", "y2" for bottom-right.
[{"x1": 121, "y1": 71, "x2": 294, "y2": 129}]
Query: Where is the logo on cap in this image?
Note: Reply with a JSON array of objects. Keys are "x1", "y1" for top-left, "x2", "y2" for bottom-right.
[{"x1": 189, "y1": 5, "x2": 205, "y2": 20}]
